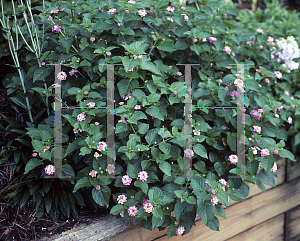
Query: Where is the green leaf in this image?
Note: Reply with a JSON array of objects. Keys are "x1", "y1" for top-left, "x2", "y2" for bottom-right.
[
  {"x1": 229, "y1": 189, "x2": 246, "y2": 201},
  {"x1": 153, "y1": 205, "x2": 164, "y2": 219},
  {"x1": 128, "y1": 111, "x2": 148, "y2": 124},
  {"x1": 45, "y1": 193, "x2": 52, "y2": 213},
  {"x1": 159, "y1": 161, "x2": 171, "y2": 176},
  {"x1": 33, "y1": 68, "x2": 51, "y2": 82},
  {"x1": 215, "y1": 205, "x2": 226, "y2": 219},
  {"x1": 122, "y1": 56, "x2": 139, "y2": 72},
  {"x1": 214, "y1": 162, "x2": 225, "y2": 176},
  {"x1": 148, "y1": 187, "x2": 163, "y2": 202},
  {"x1": 62, "y1": 164, "x2": 75, "y2": 179},
  {"x1": 157, "y1": 195, "x2": 174, "y2": 205},
  {"x1": 207, "y1": 216, "x2": 220, "y2": 231},
  {"x1": 152, "y1": 215, "x2": 165, "y2": 229},
  {"x1": 187, "y1": 196, "x2": 197, "y2": 204},
  {"x1": 174, "y1": 177, "x2": 186, "y2": 185},
  {"x1": 127, "y1": 163, "x2": 138, "y2": 178},
  {"x1": 278, "y1": 149, "x2": 296, "y2": 161},
  {"x1": 157, "y1": 41, "x2": 176, "y2": 52},
  {"x1": 227, "y1": 133, "x2": 237, "y2": 152},
  {"x1": 110, "y1": 205, "x2": 125, "y2": 215},
  {"x1": 140, "y1": 61, "x2": 162, "y2": 76},
  {"x1": 197, "y1": 203, "x2": 215, "y2": 225},
  {"x1": 260, "y1": 156, "x2": 274, "y2": 170},
  {"x1": 73, "y1": 177, "x2": 91, "y2": 192},
  {"x1": 216, "y1": 191, "x2": 229, "y2": 206},
  {"x1": 92, "y1": 186, "x2": 111, "y2": 208},
  {"x1": 10, "y1": 97, "x2": 28, "y2": 111},
  {"x1": 194, "y1": 161, "x2": 208, "y2": 174},
  {"x1": 193, "y1": 144, "x2": 208, "y2": 159},
  {"x1": 134, "y1": 180, "x2": 148, "y2": 194},
  {"x1": 145, "y1": 128, "x2": 160, "y2": 145},
  {"x1": 256, "y1": 169, "x2": 275, "y2": 186},
  {"x1": 146, "y1": 106, "x2": 165, "y2": 121},
  {"x1": 159, "y1": 142, "x2": 171, "y2": 155},
  {"x1": 24, "y1": 159, "x2": 43, "y2": 174},
  {"x1": 138, "y1": 123, "x2": 149, "y2": 135}
]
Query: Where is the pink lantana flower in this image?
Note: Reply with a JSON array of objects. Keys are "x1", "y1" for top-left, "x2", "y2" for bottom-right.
[
  {"x1": 223, "y1": 46, "x2": 231, "y2": 54},
  {"x1": 177, "y1": 72, "x2": 182, "y2": 76},
  {"x1": 57, "y1": 71, "x2": 67, "y2": 81},
  {"x1": 284, "y1": 90, "x2": 290, "y2": 96},
  {"x1": 97, "y1": 141, "x2": 107, "y2": 151},
  {"x1": 184, "y1": 149, "x2": 194, "y2": 159},
  {"x1": 128, "y1": 0, "x2": 135, "y2": 3},
  {"x1": 261, "y1": 148, "x2": 270, "y2": 157},
  {"x1": 117, "y1": 194, "x2": 127, "y2": 204},
  {"x1": 52, "y1": 25, "x2": 61, "y2": 32},
  {"x1": 106, "y1": 164, "x2": 115, "y2": 174},
  {"x1": 181, "y1": 13, "x2": 189, "y2": 21},
  {"x1": 166, "y1": 6, "x2": 175, "y2": 12},
  {"x1": 77, "y1": 113, "x2": 86, "y2": 122},
  {"x1": 87, "y1": 102, "x2": 95, "y2": 108},
  {"x1": 218, "y1": 179, "x2": 227, "y2": 187},
  {"x1": 270, "y1": 163, "x2": 277, "y2": 172},
  {"x1": 96, "y1": 185, "x2": 101, "y2": 190},
  {"x1": 143, "y1": 202, "x2": 154, "y2": 213},
  {"x1": 211, "y1": 195, "x2": 219, "y2": 206},
  {"x1": 127, "y1": 206, "x2": 138, "y2": 216},
  {"x1": 122, "y1": 175, "x2": 132, "y2": 185},
  {"x1": 274, "y1": 71, "x2": 282, "y2": 79},
  {"x1": 193, "y1": 129, "x2": 200, "y2": 135},
  {"x1": 45, "y1": 165, "x2": 56, "y2": 175},
  {"x1": 106, "y1": 51, "x2": 111, "y2": 56},
  {"x1": 89, "y1": 170, "x2": 98, "y2": 177},
  {"x1": 138, "y1": 171, "x2": 148, "y2": 182},
  {"x1": 138, "y1": 9, "x2": 147, "y2": 17},
  {"x1": 108, "y1": 8, "x2": 116, "y2": 14},
  {"x1": 176, "y1": 226, "x2": 185, "y2": 235},
  {"x1": 134, "y1": 105, "x2": 141, "y2": 110},
  {"x1": 209, "y1": 37, "x2": 217, "y2": 42},
  {"x1": 51, "y1": 9, "x2": 59, "y2": 13},
  {"x1": 253, "y1": 125, "x2": 261, "y2": 134},
  {"x1": 288, "y1": 117, "x2": 292, "y2": 124},
  {"x1": 256, "y1": 28, "x2": 264, "y2": 33},
  {"x1": 228, "y1": 154, "x2": 238, "y2": 164},
  {"x1": 90, "y1": 37, "x2": 95, "y2": 42},
  {"x1": 193, "y1": 38, "x2": 198, "y2": 43},
  {"x1": 94, "y1": 152, "x2": 102, "y2": 159}
]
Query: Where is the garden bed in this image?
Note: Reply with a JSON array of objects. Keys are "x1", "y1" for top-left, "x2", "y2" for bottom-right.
[{"x1": 34, "y1": 156, "x2": 300, "y2": 241}]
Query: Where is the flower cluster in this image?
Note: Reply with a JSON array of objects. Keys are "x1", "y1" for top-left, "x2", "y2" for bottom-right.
[
  {"x1": 184, "y1": 149, "x2": 194, "y2": 159},
  {"x1": 143, "y1": 201, "x2": 154, "y2": 213},
  {"x1": 117, "y1": 194, "x2": 127, "y2": 204},
  {"x1": 272, "y1": 36, "x2": 300, "y2": 70},
  {"x1": 228, "y1": 154, "x2": 238, "y2": 164},
  {"x1": 127, "y1": 206, "x2": 138, "y2": 216},
  {"x1": 211, "y1": 195, "x2": 219, "y2": 206},
  {"x1": 138, "y1": 171, "x2": 148, "y2": 182},
  {"x1": 250, "y1": 109, "x2": 262, "y2": 120},
  {"x1": 57, "y1": 71, "x2": 67, "y2": 81},
  {"x1": 122, "y1": 175, "x2": 132, "y2": 185},
  {"x1": 45, "y1": 164, "x2": 56, "y2": 175}
]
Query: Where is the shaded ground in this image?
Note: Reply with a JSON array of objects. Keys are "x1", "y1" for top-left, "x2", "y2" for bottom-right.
[{"x1": 1, "y1": 0, "x2": 300, "y2": 240}]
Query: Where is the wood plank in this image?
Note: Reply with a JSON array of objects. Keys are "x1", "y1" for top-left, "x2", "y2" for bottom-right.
[
  {"x1": 109, "y1": 157, "x2": 286, "y2": 241},
  {"x1": 285, "y1": 205, "x2": 300, "y2": 241},
  {"x1": 228, "y1": 156, "x2": 286, "y2": 207},
  {"x1": 155, "y1": 175, "x2": 300, "y2": 241},
  {"x1": 287, "y1": 157, "x2": 300, "y2": 181},
  {"x1": 225, "y1": 214, "x2": 284, "y2": 241}
]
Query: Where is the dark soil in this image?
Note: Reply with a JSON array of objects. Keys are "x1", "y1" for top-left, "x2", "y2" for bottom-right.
[{"x1": 0, "y1": 201, "x2": 109, "y2": 240}]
